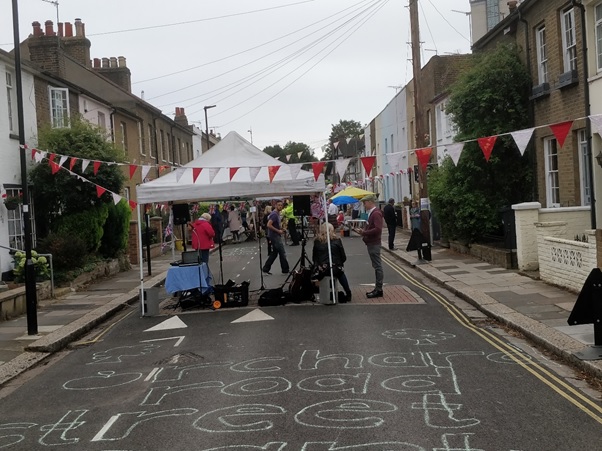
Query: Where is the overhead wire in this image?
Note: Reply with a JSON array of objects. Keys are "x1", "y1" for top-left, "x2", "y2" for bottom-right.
[
  {"x1": 418, "y1": 0, "x2": 437, "y2": 57},
  {"x1": 215, "y1": 0, "x2": 390, "y2": 127},
  {"x1": 190, "y1": 0, "x2": 387, "y2": 118},
  {"x1": 161, "y1": 0, "x2": 384, "y2": 111},
  {"x1": 88, "y1": 0, "x2": 317, "y2": 36},
  {"x1": 424, "y1": 0, "x2": 471, "y2": 44},
  {"x1": 148, "y1": 0, "x2": 380, "y2": 101},
  {"x1": 134, "y1": 0, "x2": 373, "y2": 85}
]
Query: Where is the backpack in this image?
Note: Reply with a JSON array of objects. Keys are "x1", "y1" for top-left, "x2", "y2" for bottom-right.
[{"x1": 258, "y1": 288, "x2": 287, "y2": 307}]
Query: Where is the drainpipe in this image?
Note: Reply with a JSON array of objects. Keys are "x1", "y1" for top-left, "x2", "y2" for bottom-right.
[
  {"x1": 572, "y1": 0, "x2": 595, "y2": 228},
  {"x1": 518, "y1": 8, "x2": 538, "y2": 203},
  {"x1": 109, "y1": 108, "x2": 116, "y2": 144}
]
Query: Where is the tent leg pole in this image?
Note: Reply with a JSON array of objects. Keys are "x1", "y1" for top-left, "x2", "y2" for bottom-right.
[
  {"x1": 323, "y1": 191, "x2": 336, "y2": 304},
  {"x1": 253, "y1": 199, "x2": 265, "y2": 290},
  {"x1": 137, "y1": 204, "x2": 145, "y2": 316}
]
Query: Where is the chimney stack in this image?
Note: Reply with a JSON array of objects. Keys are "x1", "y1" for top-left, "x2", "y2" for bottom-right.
[
  {"x1": 93, "y1": 55, "x2": 132, "y2": 93},
  {"x1": 174, "y1": 107, "x2": 189, "y2": 127}
]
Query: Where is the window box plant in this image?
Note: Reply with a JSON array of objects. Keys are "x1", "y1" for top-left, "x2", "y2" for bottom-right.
[{"x1": 2, "y1": 193, "x2": 22, "y2": 210}]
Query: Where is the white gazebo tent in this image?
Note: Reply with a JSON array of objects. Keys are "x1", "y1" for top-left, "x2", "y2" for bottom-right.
[
  {"x1": 134, "y1": 131, "x2": 327, "y2": 312},
  {"x1": 137, "y1": 131, "x2": 323, "y2": 203}
]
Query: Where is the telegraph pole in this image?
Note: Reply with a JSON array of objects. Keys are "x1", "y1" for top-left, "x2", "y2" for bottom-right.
[
  {"x1": 409, "y1": 0, "x2": 432, "y2": 260},
  {"x1": 12, "y1": 0, "x2": 38, "y2": 334}
]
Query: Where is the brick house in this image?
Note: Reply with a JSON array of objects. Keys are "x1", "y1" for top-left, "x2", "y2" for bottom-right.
[
  {"x1": 19, "y1": 18, "x2": 195, "y2": 203},
  {"x1": 474, "y1": 0, "x2": 590, "y2": 211}
]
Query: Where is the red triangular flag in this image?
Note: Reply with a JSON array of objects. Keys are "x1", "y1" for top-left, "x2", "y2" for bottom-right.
[
  {"x1": 415, "y1": 147, "x2": 433, "y2": 169},
  {"x1": 93, "y1": 160, "x2": 101, "y2": 175},
  {"x1": 49, "y1": 153, "x2": 57, "y2": 163},
  {"x1": 229, "y1": 167, "x2": 240, "y2": 180},
  {"x1": 268, "y1": 165, "x2": 280, "y2": 183},
  {"x1": 96, "y1": 186, "x2": 106, "y2": 198},
  {"x1": 477, "y1": 136, "x2": 497, "y2": 162},
  {"x1": 50, "y1": 161, "x2": 60, "y2": 175},
  {"x1": 311, "y1": 162, "x2": 325, "y2": 181},
  {"x1": 129, "y1": 164, "x2": 137, "y2": 180},
  {"x1": 69, "y1": 157, "x2": 78, "y2": 171},
  {"x1": 31, "y1": 148, "x2": 37, "y2": 160},
  {"x1": 360, "y1": 156, "x2": 376, "y2": 174},
  {"x1": 192, "y1": 167, "x2": 202, "y2": 183},
  {"x1": 159, "y1": 165, "x2": 169, "y2": 174},
  {"x1": 129, "y1": 200, "x2": 137, "y2": 211},
  {"x1": 549, "y1": 120, "x2": 573, "y2": 148}
]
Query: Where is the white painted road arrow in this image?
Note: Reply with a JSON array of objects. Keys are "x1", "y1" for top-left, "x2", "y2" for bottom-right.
[
  {"x1": 144, "y1": 316, "x2": 188, "y2": 332},
  {"x1": 232, "y1": 309, "x2": 275, "y2": 323}
]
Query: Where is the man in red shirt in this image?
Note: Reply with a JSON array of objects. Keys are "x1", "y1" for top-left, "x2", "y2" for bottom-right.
[{"x1": 360, "y1": 194, "x2": 384, "y2": 298}]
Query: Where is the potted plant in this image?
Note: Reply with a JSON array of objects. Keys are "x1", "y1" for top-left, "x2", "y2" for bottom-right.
[
  {"x1": 12, "y1": 250, "x2": 50, "y2": 283},
  {"x1": 2, "y1": 193, "x2": 22, "y2": 210}
]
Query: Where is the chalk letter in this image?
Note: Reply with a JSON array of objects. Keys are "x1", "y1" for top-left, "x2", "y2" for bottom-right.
[
  {"x1": 221, "y1": 377, "x2": 291, "y2": 397},
  {"x1": 230, "y1": 357, "x2": 285, "y2": 373},
  {"x1": 39, "y1": 410, "x2": 88, "y2": 446},
  {"x1": 298, "y1": 350, "x2": 363, "y2": 370},
  {"x1": 295, "y1": 399, "x2": 396, "y2": 429},
  {"x1": 0, "y1": 422, "x2": 37, "y2": 448},
  {"x1": 298, "y1": 373, "x2": 371, "y2": 394},
  {"x1": 194, "y1": 404, "x2": 285, "y2": 433}
]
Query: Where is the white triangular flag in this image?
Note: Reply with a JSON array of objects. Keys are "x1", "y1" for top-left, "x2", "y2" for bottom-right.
[
  {"x1": 249, "y1": 167, "x2": 261, "y2": 182},
  {"x1": 175, "y1": 168, "x2": 186, "y2": 182},
  {"x1": 511, "y1": 127, "x2": 535, "y2": 156},
  {"x1": 297, "y1": 151, "x2": 303, "y2": 159},
  {"x1": 590, "y1": 114, "x2": 602, "y2": 136},
  {"x1": 333, "y1": 141, "x2": 339, "y2": 149},
  {"x1": 289, "y1": 163, "x2": 302, "y2": 180},
  {"x1": 40, "y1": 151, "x2": 48, "y2": 160},
  {"x1": 209, "y1": 167, "x2": 220, "y2": 183},
  {"x1": 141, "y1": 165, "x2": 151, "y2": 181},
  {"x1": 445, "y1": 143, "x2": 464, "y2": 166},
  {"x1": 34, "y1": 152, "x2": 44, "y2": 163},
  {"x1": 360, "y1": 134, "x2": 364, "y2": 140},
  {"x1": 112, "y1": 193, "x2": 122, "y2": 205},
  {"x1": 335, "y1": 158, "x2": 351, "y2": 179},
  {"x1": 386, "y1": 152, "x2": 403, "y2": 172},
  {"x1": 59, "y1": 155, "x2": 68, "y2": 167},
  {"x1": 82, "y1": 159, "x2": 90, "y2": 172},
  {"x1": 286, "y1": 154, "x2": 291, "y2": 162},
  {"x1": 346, "y1": 138, "x2": 351, "y2": 144}
]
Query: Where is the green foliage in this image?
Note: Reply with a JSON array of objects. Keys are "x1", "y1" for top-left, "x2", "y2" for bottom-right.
[
  {"x1": 37, "y1": 231, "x2": 88, "y2": 271},
  {"x1": 99, "y1": 201, "x2": 131, "y2": 258},
  {"x1": 263, "y1": 142, "x2": 317, "y2": 164},
  {"x1": 326, "y1": 119, "x2": 364, "y2": 160},
  {"x1": 430, "y1": 44, "x2": 533, "y2": 243},
  {"x1": 56, "y1": 205, "x2": 109, "y2": 253},
  {"x1": 30, "y1": 119, "x2": 126, "y2": 238},
  {"x1": 12, "y1": 250, "x2": 50, "y2": 283}
]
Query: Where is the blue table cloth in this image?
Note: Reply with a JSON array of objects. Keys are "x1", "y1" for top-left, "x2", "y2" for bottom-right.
[{"x1": 165, "y1": 264, "x2": 213, "y2": 294}]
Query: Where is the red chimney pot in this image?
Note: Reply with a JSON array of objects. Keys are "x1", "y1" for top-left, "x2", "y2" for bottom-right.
[{"x1": 64, "y1": 22, "x2": 73, "y2": 37}]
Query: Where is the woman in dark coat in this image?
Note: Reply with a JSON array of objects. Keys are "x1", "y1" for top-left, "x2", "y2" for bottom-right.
[{"x1": 312, "y1": 222, "x2": 352, "y2": 302}]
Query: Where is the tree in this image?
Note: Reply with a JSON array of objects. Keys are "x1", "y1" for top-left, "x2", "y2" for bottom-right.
[
  {"x1": 325, "y1": 119, "x2": 364, "y2": 160},
  {"x1": 263, "y1": 142, "x2": 317, "y2": 164},
  {"x1": 30, "y1": 119, "x2": 127, "y2": 254},
  {"x1": 429, "y1": 44, "x2": 533, "y2": 243}
]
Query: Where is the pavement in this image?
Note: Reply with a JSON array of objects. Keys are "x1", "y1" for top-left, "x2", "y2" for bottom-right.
[{"x1": 1, "y1": 229, "x2": 601, "y2": 388}]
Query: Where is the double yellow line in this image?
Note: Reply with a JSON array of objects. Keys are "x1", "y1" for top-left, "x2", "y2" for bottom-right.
[{"x1": 382, "y1": 254, "x2": 602, "y2": 425}]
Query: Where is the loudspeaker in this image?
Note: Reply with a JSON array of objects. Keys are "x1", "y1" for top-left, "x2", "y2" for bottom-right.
[
  {"x1": 172, "y1": 204, "x2": 190, "y2": 225},
  {"x1": 292, "y1": 195, "x2": 311, "y2": 216}
]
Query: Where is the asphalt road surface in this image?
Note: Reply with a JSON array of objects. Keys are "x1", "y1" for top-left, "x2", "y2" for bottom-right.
[{"x1": 0, "y1": 237, "x2": 601, "y2": 450}]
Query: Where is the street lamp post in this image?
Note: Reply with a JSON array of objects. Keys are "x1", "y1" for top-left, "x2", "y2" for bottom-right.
[
  {"x1": 12, "y1": 0, "x2": 38, "y2": 335},
  {"x1": 204, "y1": 105, "x2": 216, "y2": 152}
]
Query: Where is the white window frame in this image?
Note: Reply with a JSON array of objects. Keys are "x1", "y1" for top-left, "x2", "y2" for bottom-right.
[
  {"x1": 561, "y1": 8, "x2": 577, "y2": 73},
  {"x1": 536, "y1": 25, "x2": 548, "y2": 84},
  {"x1": 97, "y1": 111, "x2": 106, "y2": 130},
  {"x1": 544, "y1": 137, "x2": 560, "y2": 207},
  {"x1": 595, "y1": 2, "x2": 602, "y2": 72},
  {"x1": 6, "y1": 71, "x2": 14, "y2": 133},
  {"x1": 148, "y1": 124, "x2": 156, "y2": 159},
  {"x1": 167, "y1": 133, "x2": 173, "y2": 163},
  {"x1": 578, "y1": 130, "x2": 592, "y2": 206},
  {"x1": 49, "y1": 87, "x2": 70, "y2": 128},
  {"x1": 120, "y1": 121, "x2": 127, "y2": 153},
  {"x1": 5, "y1": 188, "x2": 36, "y2": 250},
  {"x1": 138, "y1": 122, "x2": 145, "y2": 156},
  {"x1": 159, "y1": 130, "x2": 165, "y2": 162}
]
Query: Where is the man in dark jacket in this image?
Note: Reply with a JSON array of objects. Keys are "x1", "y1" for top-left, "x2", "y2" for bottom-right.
[
  {"x1": 360, "y1": 194, "x2": 384, "y2": 298},
  {"x1": 383, "y1": 198, "x2": 397, "y2": 250}
]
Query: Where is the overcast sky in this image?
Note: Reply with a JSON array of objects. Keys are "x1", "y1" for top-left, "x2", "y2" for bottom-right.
[{"x1": 1, "y1": 0, "x2": 473, "y2": 156}]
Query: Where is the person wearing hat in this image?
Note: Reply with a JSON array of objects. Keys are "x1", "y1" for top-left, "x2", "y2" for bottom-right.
[
  {"x1": 360, "y1": 194, "x2": 384, "y2": 298},
  {"x1": 383, "y1": 198, "x2": 397, "y2": 250},
  {"x1": 188, "y1": 213, "x2": 216, "y2": 265}
]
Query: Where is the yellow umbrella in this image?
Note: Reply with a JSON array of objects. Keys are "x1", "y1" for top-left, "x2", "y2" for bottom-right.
[{"x1": 331, "y1": 186, "x2": 375, "y2": 200}]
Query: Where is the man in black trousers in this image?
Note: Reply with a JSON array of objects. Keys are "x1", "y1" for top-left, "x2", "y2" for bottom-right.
[{"x1": 383, "y1": 198, "x2": 397, "y2": 250}]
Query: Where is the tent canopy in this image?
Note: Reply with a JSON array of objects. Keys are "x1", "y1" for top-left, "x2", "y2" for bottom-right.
[{"x1": 136, "y1": 131, "x2": 325, "y2": 203}]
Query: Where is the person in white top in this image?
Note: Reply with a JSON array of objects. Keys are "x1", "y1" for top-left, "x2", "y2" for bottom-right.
[{"x1": 327, "y1": 199, "x2": 338, "y2": 216}]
